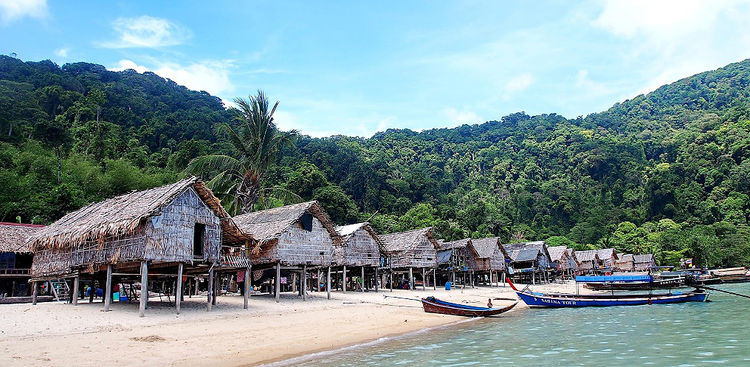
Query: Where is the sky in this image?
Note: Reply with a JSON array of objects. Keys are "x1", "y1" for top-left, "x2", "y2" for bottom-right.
[{"x1": 2, "y1": 0, "x2": 750, "y2": 137}]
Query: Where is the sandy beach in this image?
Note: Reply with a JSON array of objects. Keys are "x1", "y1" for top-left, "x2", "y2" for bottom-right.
[{"x1": 0, "y1": 282, "x2": 578, "y2": 366}]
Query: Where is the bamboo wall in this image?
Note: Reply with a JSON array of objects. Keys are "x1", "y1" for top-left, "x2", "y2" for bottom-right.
[{"x1": 253, "y1": 216, "x2": 334, "y2": 266}]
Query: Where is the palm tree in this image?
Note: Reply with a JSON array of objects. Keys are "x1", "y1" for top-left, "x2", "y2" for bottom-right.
[{"x1": 186, "y1": 90, "x2": 297, "y2": 214}]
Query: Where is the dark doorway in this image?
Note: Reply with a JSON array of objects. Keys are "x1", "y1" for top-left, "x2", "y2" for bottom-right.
[{"x1": 193, "y1": 223, "x2": 205, "y2": 257}]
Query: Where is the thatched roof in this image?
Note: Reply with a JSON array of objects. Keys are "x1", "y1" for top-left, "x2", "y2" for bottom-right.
[
  {"x1": 380, "y1": 227, "x2": 439, "y2": 253},
  {"x1": 469, "y1": 237, "x2": 502, "y2": 258},
  {"x1": 597, "y1": 248, "x2": 618, "y2": 261},
  {"x1": 234, "y1": 201, "x2": 339, "y2": 245},
  {"x1": 0, "y1": 222, "x2": 45, "y2": 253},
  {"x1": 634, "y1": 254, "x2": 655, "y2": 263},
  {"x1": 336, "y1": 222, "x2": 383, "y2": 247},
  {"x1": 566, "y1": 248, "x2": 579, "y2": 263},
  {"x1": 28, "y1": 177, "x2": 245, "y2": 251},
  {"x1": 438, "y1": 238, "x2": 470, "y2": 251},
  {"x1": 548, "y1": 246, "x2": 569, "y2": 262},
  {"x1": 618, "y1": 253, "x2": 634, "y2": 262},
  {"x1": 575, "y1": 250, "x2": 599, "y2": 262}
]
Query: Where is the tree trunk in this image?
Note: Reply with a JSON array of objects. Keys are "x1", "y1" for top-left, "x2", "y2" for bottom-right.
[{"x1": 237, "y1": 171, "x2": 261, "y2": 214}]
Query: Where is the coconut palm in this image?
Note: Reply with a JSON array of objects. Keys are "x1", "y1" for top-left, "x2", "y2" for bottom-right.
[{"x1": 186, "y1": 90, "x2": 297, "y2": 214}]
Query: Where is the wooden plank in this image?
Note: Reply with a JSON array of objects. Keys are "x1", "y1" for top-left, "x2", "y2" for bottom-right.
[
  {"x1": 139, "y1": 261, "x2": 148, "y2": 317},
  {"x1": 176, "y1": 263, "x2": 183, "y2": 314},
  {"x1": 103, "y1": 264, "x2": 113, "y2": 312}
]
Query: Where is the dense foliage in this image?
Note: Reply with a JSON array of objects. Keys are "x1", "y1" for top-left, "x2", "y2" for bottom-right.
[{"x1": 1, "y1": 55, "x2": 749, "y2": 267}]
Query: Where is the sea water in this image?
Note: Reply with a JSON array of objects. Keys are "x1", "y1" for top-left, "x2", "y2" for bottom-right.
[{"x1": 295, "y1": 283, "x2": 750, "y2": 366}]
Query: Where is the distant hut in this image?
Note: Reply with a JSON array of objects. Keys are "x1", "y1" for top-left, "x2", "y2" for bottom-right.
[
  {"x1": 437, "y1": 238, "x2": 470, "y2": 286},
  {"x1": 335, "y1": 222, "x2": 382, "y2": 291},
  {"x1": 615, "y1": 253, "x2": 635, "y2": 272},
  {"x1": 574, "y1": 250, "x2": 600, "y2": 274},
  {"x1": 233, "y1": 201, "x2": 339, "y2": 301},
  {"x1": 503, "y1": 241, "x2": 552, "y2": 284},
  {"x1": 28, "y1": 177, "x2": 247, "y2": 315},
  {"x1": 596, "y1": 248, "x2": 619, "y2": 270},
  {"x1": 0, "y1": 222, "x2": 45, "y2": 298},
  {"x1": 380, "y1": 227, "x2": 440, "y2": 291},
  {"x1": 548, "y1": 245, "x2": 578, "y2": 279},
  {"x1": 565, "y1": 248, "x2": 580, "y2": 274},
  {"x1": 634, "y1": 254, "x2": 656, "y2": 271},
  {"x1": 467, "y1": 237, "x2": 507, "y2": 287}
]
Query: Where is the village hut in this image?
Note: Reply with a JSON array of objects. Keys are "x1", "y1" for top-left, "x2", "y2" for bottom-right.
[
  {"x1": 27, "y1": 177, "x2": 248, "y2": 315},
  {"x1": 615, "y1": 253, "x2": 635, "y2": 272},
  {"x1": 0, "y1": 222, "x2": 45, "y2": 299},
  {"x1": 547, "y1": 246, "x2": 569, "y2": 272},
  {"x1": 467, "y1": 237, "x2": 507, "y2": 287},
  {"x1": 233, "y1": 200, "x2": 339, "y2": 301},
  {"x1": 565, "y1": 248, "x2": 580, "y2": 274},
  {"x1": 502, "y1": 241, "x2": 552, "y2": 284},
  {"x1": 574, "y1": 250, "x2": 600, "y2": 274},
  {"x1": 380, "y1": 227, "x2": 440, "y2": 291},
  {"x1": 437, "y1": 238, "x2": 470, "y2": 286},
  {"x1": 335, "y1": 222, "x2": 382, "y2": 292},
  {"x1": 596, "y1": 248, "x2": 619, "y2": 270},
  {"x1": 634, "y1": 254, "x2": 657, "y2": 271}
]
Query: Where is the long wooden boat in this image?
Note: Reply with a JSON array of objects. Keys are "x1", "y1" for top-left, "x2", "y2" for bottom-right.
[
  {"x1": 580, "y1": 274, "x2": 686, "y2": 291},
  {"x1": 421, "y1": 296, "x2": 517, "y2": 317},
  {"x1": 507, "y1": 279, "x2": 708, "y2": 308}
]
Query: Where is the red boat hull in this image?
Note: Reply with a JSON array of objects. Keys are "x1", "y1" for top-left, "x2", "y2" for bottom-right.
[{"x1": 421, "y1": 297, "x2": 517, "y2": 317}]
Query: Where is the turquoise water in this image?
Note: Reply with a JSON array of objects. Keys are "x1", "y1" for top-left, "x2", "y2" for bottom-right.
[{"x1": 297, "y1": 284, "x2": 750, "y2": 366}]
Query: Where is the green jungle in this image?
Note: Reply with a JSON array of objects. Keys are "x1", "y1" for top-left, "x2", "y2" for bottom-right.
[{"x1": 1, "y1": 55, "x2": 749, "y2": 267}]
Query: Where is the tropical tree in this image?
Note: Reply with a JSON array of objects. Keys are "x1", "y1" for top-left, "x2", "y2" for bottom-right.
[{"x1": 186, "y1": 90, "x2": 297, "y2": 214}]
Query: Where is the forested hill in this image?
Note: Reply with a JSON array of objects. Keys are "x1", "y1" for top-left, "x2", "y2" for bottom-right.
[{"x1": 1, "y1": 55, "x2": 749, "y2": 267}]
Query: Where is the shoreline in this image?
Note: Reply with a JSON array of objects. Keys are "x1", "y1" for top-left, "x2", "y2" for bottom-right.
[{"x1": 0, "y1": 282, "x2": 575, "y2": 366}]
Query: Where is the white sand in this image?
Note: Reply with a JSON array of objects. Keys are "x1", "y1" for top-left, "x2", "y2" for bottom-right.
[{"x1": 0, "y1": 281, "x2": 578, "y2": 366}]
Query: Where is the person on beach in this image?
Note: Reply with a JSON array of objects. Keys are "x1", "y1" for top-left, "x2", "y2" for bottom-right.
[{"x1": 487, "y1": 298, "x2": 493, "y2": 308}]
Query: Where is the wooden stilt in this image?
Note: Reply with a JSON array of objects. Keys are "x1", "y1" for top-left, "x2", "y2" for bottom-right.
[
  {"x1": 409, "y1": 267, "x2": 414, "y2": 290},
  {"x1": 139, "y1": 261, "x2": 148, "y2": 317},
  {"x1": 389, "y1": 262, "x2": 393, "y2": 292},
  {"x1": 103, "y1": 264, "x2": 113, "y2": 312},
  {"x1": 244, "y1": 265, "x2": 251, "y2": 309},
  {"x1": 433, "y1": 268, "x2": 436, "y2": 290},
  {"x1": 342, "y1": 265, "x2": 347, "y2": 293},
  {"x1": 207, "y1": 266, "x2": 214, "y2": 311},
  {"x1": 176, "y1": 263, "x2": 183, "y2": 314},
  {"x1": 422, "y1": 268, "x2": 426, "y2": 290},
  {"x1": 292, "y1": 272, "x2": 298, "y2": 294},
  {"x1": 31, "y1": 281, "x2": 38, "y2": 305},
  {"x1": 302, "y1": 264, "x2": 307, "y2": 301},
  {"x1": 361, "y1": 266, "x2": 365, "y2": 291},
  {"x1": 72, "y1": 274, "x2": 80, "y2": 306},
  {"x1": 326, "y1": 266, "x2": 331, "y2": 300},
  {"x1": 374, "y1": 266, "x2": 379, "y2": 292},
  {"x1": 212, "y1": 272, "x2": 218, "y2": 305},
  {"x1": 275, "y1": 262, "x2": 281, "y2": 303}
]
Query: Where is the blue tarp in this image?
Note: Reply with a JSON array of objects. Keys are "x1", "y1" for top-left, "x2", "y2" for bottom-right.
[{"x1": 575, "y1": 275, "x2": 653, "y2": 283}]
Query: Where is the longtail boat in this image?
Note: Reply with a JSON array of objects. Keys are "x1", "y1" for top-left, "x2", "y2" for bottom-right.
[
  {"x1": 421, "y1": 296, "x2": 517, "y2": 317},
  {"x1": 507, "y1": 278, "x2": 708, "y2": 308},
  {"x1": 580, "y1": 274, "x2": 686, "y2": 291}
]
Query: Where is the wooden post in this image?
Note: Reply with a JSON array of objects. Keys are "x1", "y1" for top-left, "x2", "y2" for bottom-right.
[
  {"x1": 302, "y1": 264, "x2": 307, "y2": 301},
  {"x1": 409, "y1": 267, "x2": 414, "y2": 290},
  {"x1": 292, "y1": 272, "x2": 298, "y2": 294},
  {"x1": 176, "y1": 263, "x2": 183, "y2": 314},
  {"x1": 361, "y1": 266, "x2": 365, "y2": 291},
  {"x1": 422, "y1": 268, "x2": 426, "y2": 290},
  {"x1": 342, "y1": 265, "x2": 347, "y2": 293},
  {"x1": 31, "y1": 281, "x2": 38, "y2": 305},
  {"x1": 433, "y1": 268, "x2": 436, "y2": 290},
  {"x1": 139, "y1": 261, "x2": 148, "y2": 317},
  {"x1": 374, "y1": 266, "x2": 379, "y2": 292},
  {"x1": 207, "y1": 266, "x2": 214, "y2": 311},
  {"x1": 212, "y1": 272, "x2": 218, "y2": 305},
  {"x1": 275, "y1": 262, "x2": 281, "y2": 303},
  {"x1": 103, "y1": 264, "x2": 113, "y2": 312},
  {"x1": 72, "y1": 274, "x2": 80, "y2": 306},
  {"x1": 244, "y1": 265, "x2": 251, "y2": 309},
  {"x1": 326, "y1": 266, "x2": 331, "y2": 300},
  {"x1": 389, "y1": 262, "x2": 393, "y2": 292}
]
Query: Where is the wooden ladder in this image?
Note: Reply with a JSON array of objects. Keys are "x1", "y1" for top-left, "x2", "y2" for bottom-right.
[{"x1": 49, "y1": 279, "x2": 70, "y2": 302}]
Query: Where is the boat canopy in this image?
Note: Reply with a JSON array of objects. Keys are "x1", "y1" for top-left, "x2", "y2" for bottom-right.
[{"x1": 575, "y1": 275, "x2": 653, "y2": 283}]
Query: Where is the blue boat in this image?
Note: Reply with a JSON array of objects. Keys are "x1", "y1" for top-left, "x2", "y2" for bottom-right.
[{"x1": 507, "y1": 278, "x2": 708, "y2": 308}]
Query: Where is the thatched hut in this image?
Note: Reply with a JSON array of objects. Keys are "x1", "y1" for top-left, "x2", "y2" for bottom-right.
[
  {"x1": 335, "y1": 222, "x2": 382, "y2": 291},
  {"x1": 503, "y1": 241, "x2": 552, "y2": 283},
  {"x1": 437, "y1": 238, "x2": 470, "y2": 286},
  {"x1": 597, "y1": 248, "x2": 618, "y2": 270},
  {"x1": 27, "y1": 177, "x2": 247, "y2": 314},
  {"x1": 1, "y1": 222, "x2": 44, "y2": 298},
  {"x1": 233, "y1": 201, "x2": 339, "y2": 301},
  {"x1": 574, "y1": 250, "x2": 600, "y2": 273},
  {"x1": 467, "y1": 237, "x2": 507, "y2": 286},
  {"x1": 548, "y1": 245, "x2": 579, "y2": 279},
  {"x1": 634, "y1": 254, "x2": 656, "y2": 271},
  {"x1": 615, "y1": 253, "x2": 635, "y2": 272},
  {"x1": 380, "y1": 227, "x2": 440, "y2": 290},
  {"x1": 565, "y1": 248, "x2": 580, "y2": 273}
]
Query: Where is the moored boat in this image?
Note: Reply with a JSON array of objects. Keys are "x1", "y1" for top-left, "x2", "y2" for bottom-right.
[{"x1": 421, "y1": 296, "x2": 517, "y2": 317}]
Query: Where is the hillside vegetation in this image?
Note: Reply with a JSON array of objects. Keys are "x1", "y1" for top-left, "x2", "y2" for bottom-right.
[{"x1": 1, "y1": 55, "x2": 749, "y2": 267}]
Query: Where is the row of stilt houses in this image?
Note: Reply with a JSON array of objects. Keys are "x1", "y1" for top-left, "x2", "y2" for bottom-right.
[{"x1": 3, "y1": 177, "x2": 656, "y2": 313}]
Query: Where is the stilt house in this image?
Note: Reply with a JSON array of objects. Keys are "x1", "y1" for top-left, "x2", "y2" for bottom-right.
[
  {"x1": 467, "y1": 237, "x2": 507, "y2": 286},
  {"x1": 615, "y1": 253, "x2": 635, "y2": 272},
  {"x1": 634, "y1": 254, "x2": 656, "y2": 271},
  {"x1": 548, "y1": 246, "x2": 570, "y2": 272},
  {"x1": 437, "y1": 238, "x2": 470, "y2": 285},
  {"x1": 1, "y1": 222, "x2": 44, "y2": 297},
  {"x1": 380, "y1": 227, "x2": 440, "y2": 290},
  {"x1": 574, "y1": 250, "x2": 600, "y2": 273},
  {"x1": 565, "y1": 248, "x2": 580, "y2": 273},
  {"x1": 596, "y1": 248, "x2": 619, "y2": 270},
  {"x1": 335, "y1": 222, "x2": 382, "y2": 292}
]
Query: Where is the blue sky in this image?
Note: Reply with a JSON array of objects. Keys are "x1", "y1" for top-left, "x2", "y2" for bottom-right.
[{"x1": 3, "y1": 0, "x2": 750, "y2": 137}]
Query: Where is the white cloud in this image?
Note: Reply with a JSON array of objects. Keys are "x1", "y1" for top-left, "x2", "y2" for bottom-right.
[
  {"x1": 110, "y1": 59, "x2": 234, "y2": 97},
  {"x1": 101, "y1": 15, "x2": 191, "y2": 48},
  {"x1": 0, "y1": 0, "x2": 47, "y2": 23},
  {"x1": 505, "y1": 73, "x2": 534, "y2": 93},
  {"x1": 53, "y1": 47, "x2": 69, "y2": 58},
  {"x1": 442, "y1": 108, "x2": 480, "y2": 124}
]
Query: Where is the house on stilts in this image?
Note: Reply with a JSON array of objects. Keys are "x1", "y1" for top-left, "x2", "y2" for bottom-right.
[
  {"x1": 335, "y1": 222, "x2": 383, "y2": 292},
  {"x1": 232, "y1": 201, "x2": 339, "y2": 302},
  {"x1": 634, "y1": 254, "x2": 657, "y2": 271},
  {"x1": 615, "y1": 253, "x2": 635, "y2": 272},
  {"x1": 0, "y1": 222, "x2": 45, "y2": 301},
  {"x1": 574, "y1": 250, "x2": 601, "y2": 274},
  {"x1": 436, "y1": 238, "x2": 470, "y2": 287},
  {"x1": 380, "y1": 227, "x2": 440, "y2": 291},
  {"x1": 27, "y1": 177, "x2": 249, "y2": 316},
  {"x1": 548, "y1": 245, "x2": 578, "y2": 278},
  {"x1": 503, "y1": 241, "x2": 552, "y2": 284},
  {"x1": 597, "y1": 248, "x2": 619, "y2": 271},
  {"x1": 467, "y1": 237, "x2": 507, "y2": 287}
]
